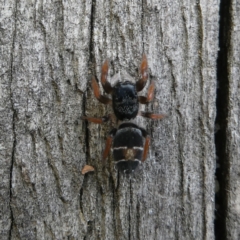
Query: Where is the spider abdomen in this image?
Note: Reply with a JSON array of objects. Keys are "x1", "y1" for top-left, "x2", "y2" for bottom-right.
[{"x1": 113, "y1": 123, "x2": 144, "y2": 173}]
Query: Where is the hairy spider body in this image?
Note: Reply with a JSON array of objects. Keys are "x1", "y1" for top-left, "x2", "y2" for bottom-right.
[
  {"x1": 103, "y1": 122, "x2": 150, "y2": 173},
  {"x1": 112, "y1": 81, "x2": 139, "y2": 120}
]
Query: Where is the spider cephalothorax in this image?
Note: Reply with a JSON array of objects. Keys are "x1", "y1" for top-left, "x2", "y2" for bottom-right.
[
  {"x1": 82, "y1": 55, "x2": 165, "y2": 123},
  {"x1": 111, "y1": 81, "x2": 139, "y2": 120}
]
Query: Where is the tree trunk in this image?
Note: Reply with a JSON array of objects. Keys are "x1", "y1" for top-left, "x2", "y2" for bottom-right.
[{"x1": 0, "y1": 0, "x2": 236, "y2": 239}]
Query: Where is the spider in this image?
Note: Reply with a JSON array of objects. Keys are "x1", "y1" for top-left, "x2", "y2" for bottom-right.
[{"x1": 82, "y1": 55, "x2": 165, "y2": 123}]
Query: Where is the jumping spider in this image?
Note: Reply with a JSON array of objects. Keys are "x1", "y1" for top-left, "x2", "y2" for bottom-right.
[{"x1": 82, "y1": 55, "x2": 166, "y2": 173}]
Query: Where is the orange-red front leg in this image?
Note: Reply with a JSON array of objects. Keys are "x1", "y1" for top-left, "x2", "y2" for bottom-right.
[
  {"x1": 91, "y1": 77, "x2": 112, "y2": 104},
  {"x1": 81, "y1": 115, "x2": 111, "y2": 124}
]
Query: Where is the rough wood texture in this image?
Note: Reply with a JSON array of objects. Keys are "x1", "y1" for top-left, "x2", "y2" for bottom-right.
[
  {"x1": 1, "y1": 1, "x2": 16, "y2": 239},
  {"x1": 0, "y1": 0, "x2": 220, "y2": 239}
]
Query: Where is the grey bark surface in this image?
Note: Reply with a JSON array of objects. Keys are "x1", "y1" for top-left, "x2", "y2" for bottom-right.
[{"x1": 0, "y1": 0, "x2": 220, "y2": 239}]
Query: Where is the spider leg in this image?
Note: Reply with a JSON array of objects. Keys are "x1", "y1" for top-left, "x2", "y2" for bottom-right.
[
  {"x1": 136, "y1": 54, "x2": 148, "y2": 92},
  {"x1": 102, "y1": 128, "x2": 117, "y2": 164},
  {"x1": 81, "y1": 115, "x2": 111, "y2": 124},
  {"x1": 136, "y1": 126, "x2": 150, "y2": 162},
  {"x1": 91, "y1": 77, "x2": 112, "y2": 104},
  {"x1": 101, "y1": 60, "x2": 113, "y2": 94},
  {"x1": 140, "y1": 111, "x2": 166, "y2": 120},
  {"x1": 138, "y1": 81, "x2": 155, "y2": 104},
  {"x1": 142, "y1": 136, "x2": 150, "y2": 162}
]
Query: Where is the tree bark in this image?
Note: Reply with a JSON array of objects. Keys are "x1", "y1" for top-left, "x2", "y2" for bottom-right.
[{"x1": 0, "y1": 0, "x2": 226, "y2": 239}]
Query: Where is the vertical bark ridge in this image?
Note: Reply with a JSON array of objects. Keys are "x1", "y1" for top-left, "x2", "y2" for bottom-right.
[
  {"x1": 82, "y1": 0, "x2": 96, "y2": 166},
  {"x1": 196, "y1": 2, "x2": 207, "y2": 238},
  {"x1": 141, "y1": 0, "x2": 145, "y2": 51},
  {"x1": 82, "y1": 93, "x2": 90, "y2": 163},
  {"x1": 86, "y1": 0, "x2": 96, "y2": 158},
  {"x1": 79, "y1": 1, "x2": 97, "y2": 238},
  {"x1": 89, "y1": 0, "x2": 96, "y2": 74},
  {"x1": 215, "y1": 0, "x2": 232, "y2": 239},
  {"x1": 128, "y1": 179, "x2": 132, "y2": 240},
  {"x1": 9, "y1": 0, "x2": 18, "y2": 238}
]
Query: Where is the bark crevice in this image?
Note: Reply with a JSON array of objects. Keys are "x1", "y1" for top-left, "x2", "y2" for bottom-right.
[
  {"x1": 128, "y1": 179, "x2": 132, "y2": 240},
  {"x1": 9, "y1": 0, "x2": 18, "y2": 238},
  {"x1": 89, "y1": 0, "x2": 96, "y2": 74},
  {"x1": 215, "y1": 0, "x2": 232, "y2": 239},
  {"x1": 82, "y1": 93, "x2": 90, "y2": 163},
  {"x1": 141, "y1": 0, "x2": 145, "y2": 51}
]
